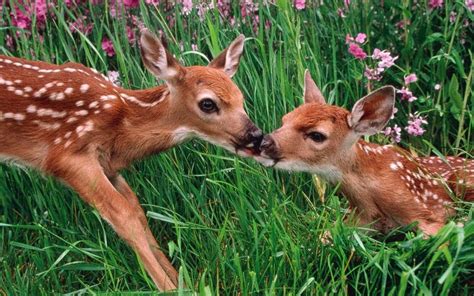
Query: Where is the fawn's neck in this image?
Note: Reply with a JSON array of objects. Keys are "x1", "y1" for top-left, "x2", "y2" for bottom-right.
[{"x1": 106, "y1": 86, "x2": 191, "y2": 170}]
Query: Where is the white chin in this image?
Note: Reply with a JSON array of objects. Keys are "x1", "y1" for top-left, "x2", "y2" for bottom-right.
[{"x1": 253, "y1": 156, "x2": 276, "y2": 167}]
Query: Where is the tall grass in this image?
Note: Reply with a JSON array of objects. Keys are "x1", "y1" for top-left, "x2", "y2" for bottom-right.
[{"x1": 1, "y1": 0, "x2": 473, "y2": 294}]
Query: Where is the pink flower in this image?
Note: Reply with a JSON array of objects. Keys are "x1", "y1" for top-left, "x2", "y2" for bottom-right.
[
  {"x1": 182, "y1": 0, "x2": 193, "y2": 15},
  {"x1": 397, "y1": 87, "x2": 417, "y2": 102},
  {"x1": 344, "y1": 0, "x2": 351, "y2": 8},
  {"x1": 355, "y1": 33, "x2": 366, "y2": 43},
  {"x1": 384, "y1": 125, "x2": 401, "y2": 143},
  {"x1": 102, "y1": 38, "x2": 115, "y2": 57},
  {"x1": 434, "y1": 84, "x2": 441, "y2": 90},
  {"x1": 348, "y1": 43, "x2": 367, "y2": 60},
  {"x1": 107, "y1": 71, "x2": 121, "y2": 85},
  {"x1": 337, "y1": 8, "x2": 346, "y2": 18},
  {"x1": 145, "y1": 0, "x2": 160, "y2": 5},
  {"x1": 294, "y1": 0, "x2": 306, "y2": 10},
  {"x1": 191, "y1": 44, "x2": 198, "y2": 51},
  {"x1": 428, "y1": 0, "x2": 443, "y2": 9},
  {"x1": 372, "y1": 49, "x2": 398, "y2": 69},
  {"x1": 405, "y1": 114, "x2": 428, "y2": 136},
  {"x1": 404, "y1": 73, "x2": 418, "y2": 85},
  {"x1": 126, "y1": 26, "x2": 136, "y2": 44},
  {"x1": 466, "y1": 0, "x2": 474, "y2": 11},
  {"x1": 123, "y1": 0, "x2": 139, "y2": 8},
  {"x1": 69, "y1": 16, "x2": 93, "y2": 35},
  {"x1": 364, "y1": 66, "x2": 384, "y2": 81}
]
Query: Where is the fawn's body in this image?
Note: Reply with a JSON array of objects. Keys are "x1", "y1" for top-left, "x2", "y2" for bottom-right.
[
  {"x1": 258, "y1": 70, "x2": 473, "y2": 236},
  {"x1": 0, "y1": 30, "x2": 263, "y2": 291}
]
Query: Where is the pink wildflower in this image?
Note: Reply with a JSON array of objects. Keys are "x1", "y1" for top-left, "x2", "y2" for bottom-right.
[
  {"x1": 405, "y1": 114, "x2": 428, "y2": 136},
  {"x1": 372, "y1": 49, "x2": 398, "y2": 69},
  {"x1": 123, "y1": 0, "x2": 139, "y2": 8},
  {"x1": 182, "y1": 0, "x2": 193, "y2": 15},
  {"x1": 102, "y1": 38, "x2": 115, "y2": 57},
  {"x1": 294, "y1": 0, "x2": 306, "y2": 10},
  {"x1": 344, "y1": 0, "x2": 351, "y2": 8},
  {"x1": 337, "y1": 8, "x2": 346, "y2": 18},
  {"x1": 126, "y1": 26, "x2": 136, "y2": 43},
  {"x1": 355, "y1": 33, "x2": 366, "y2": 43},
  {"x1": 404, "y1": 73, "x2": 418, "y2": 85},
  {"x1": 466, "y1": 0, "x2": 474, "y2": 11},
  {"x1": 191, "y1": 44, "x2": 198, "y2": 51},
  {"x1": 397, "y1": 87, "x2": 417, "y2": 102},
  {"x1": 348, "y1": 43, "x2": 367, "y2": 60},
  {"x1": 364, "y1": 67, "x2": 384, "y2": 81},
  {"x1": 428, "y1": 0, "x2": 443, "y2": 9},
  {"x1": 434, "y1": 84, "x2": 441, "y2": 90},
  {"x1": 69, "y1": 16, "x2": 93, "y2": 35},
  {"x1": 107, "y1": 71, "x2": 121, "y2": 85},
  {"x1": 145, "y1": 0, "x2": 160, "y2": 5},
  {"x1": 384, "y1": 125, "x2": 402, "y2": 143}
]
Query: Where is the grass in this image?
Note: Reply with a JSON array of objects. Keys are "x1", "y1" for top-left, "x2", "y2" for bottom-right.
[{"x1": 1, "y1": 0, "x2": 473, "y2": 294}]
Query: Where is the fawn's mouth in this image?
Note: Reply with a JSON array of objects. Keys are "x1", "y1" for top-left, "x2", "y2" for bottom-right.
[{"x1": 233, "y1": 141, "x2": 262, "y2": 156}]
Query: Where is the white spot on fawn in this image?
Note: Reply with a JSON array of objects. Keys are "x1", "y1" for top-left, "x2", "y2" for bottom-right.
[{"x1": 80, "y1": 84, "x2": 90, "y2": 93}]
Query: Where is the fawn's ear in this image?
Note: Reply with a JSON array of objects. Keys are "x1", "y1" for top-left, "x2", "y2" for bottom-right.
[
  {"x1": 348, "y1": 86, "x2": 396, "y2": 135},
  {"x1": 303, "y1": 70, "x2": 326, "y2": 104},
  {"x1": 209, "y1": 34, "x2": 245, "y2": 78},
  {"x1": 140, "y1": 29, "x2": 185, "y2": 83}
]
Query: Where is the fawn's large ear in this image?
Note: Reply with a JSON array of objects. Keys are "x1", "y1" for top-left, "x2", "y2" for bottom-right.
[
  {"x1": 303, "y1": 70, "x2": 326, "y2": 104},
  {"x1": 208, "y1": 34, "x2": 245, "y2": 78},
  {"x1": 348, "y1": 86, "x2": 396, "y2": 135},
  {"x1": 140, "y1": 29, "x2": 185, "y2": 83}
]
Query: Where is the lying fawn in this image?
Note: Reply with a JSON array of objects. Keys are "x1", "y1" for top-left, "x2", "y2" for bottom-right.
[
  {"x1": 257, "y1": 70, "x2": 473, "y2": 236},
  {"x1": 0, "y1": 29, "x2": 263, "y2": 291}
]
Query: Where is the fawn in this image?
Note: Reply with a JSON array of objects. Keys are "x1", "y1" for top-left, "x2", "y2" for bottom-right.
[
  {"x1": 257, "y1": 70, "x2": 473, "y2": 236},
  {"x1": 0, "y1": 29, "x2": 263, "y2": 291}
]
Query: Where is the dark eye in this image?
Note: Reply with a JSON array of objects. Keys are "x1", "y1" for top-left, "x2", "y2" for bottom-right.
[
  {"x1": 307, "y1": 132, "x2": 327, "y2": 143},
  {"x1": 198, "y1": 98, "x2": 218, "y2": 113}
]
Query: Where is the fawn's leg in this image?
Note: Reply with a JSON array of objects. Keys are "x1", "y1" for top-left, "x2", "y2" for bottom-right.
[
  {"x1": 51, "y1": 154, "x2": 177, "y2": 291},
  {"x1": 111, "y1": 175, "x2": 179, "y2": 285}
]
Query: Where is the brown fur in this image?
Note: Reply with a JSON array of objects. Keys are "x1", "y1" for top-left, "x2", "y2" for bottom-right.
[
  {"x1": 258, "y1": 74, "x2": 473, "y2": 236},
  {"x1": 0, "y1": 31, "x2": 260, "y2": 291}
]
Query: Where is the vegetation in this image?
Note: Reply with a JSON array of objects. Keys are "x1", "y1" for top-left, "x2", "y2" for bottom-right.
[{"x1": 0, "y1": 0, "x2": 473, "y2": 294}]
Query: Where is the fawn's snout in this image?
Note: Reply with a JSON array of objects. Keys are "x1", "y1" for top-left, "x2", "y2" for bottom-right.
[{"x1": 238, "y1": 123, "x2": 264, "y2": 155}]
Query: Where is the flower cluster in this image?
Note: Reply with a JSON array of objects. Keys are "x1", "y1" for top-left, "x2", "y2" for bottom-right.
[{"x1": 345, "y1": 32, "x2": 428, "y2": 142}]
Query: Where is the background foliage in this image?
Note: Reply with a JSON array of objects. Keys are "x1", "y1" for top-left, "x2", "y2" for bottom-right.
[{"x1": 0, "y1": 0, "x2": 473, "y2": 294}]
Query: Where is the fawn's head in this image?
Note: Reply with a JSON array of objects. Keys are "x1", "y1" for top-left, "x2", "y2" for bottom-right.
[
  {"x1": 257, "y1": 70, "x2": 395, "y2": 179},
  {"x1": 139, "y1": 29, "x2": 262, "y2": 155}
]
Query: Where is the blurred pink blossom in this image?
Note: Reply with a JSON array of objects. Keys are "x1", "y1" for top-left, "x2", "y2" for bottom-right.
[
  {"x1": 344, "y1": 0, "x2": 351, "y2": 8},
  {"x1": 294, "y1": 0, "x2": 306, "y2": 10},
  {"x1": 337, "y1": 8, "x2": 346, "y2": 18},
  {"x1": 405, "y1": 113, "x2": 427, "y2": 136},
  {"x1": 466, "y1": 0, "x2": 474, "y2": 11},
  {"x1": 404, "y1": 73, "x2": 418, "y2": 84},
  {"x1": 428, "y1": 0, "x2": 443, "y2": 9},
  {"x1": 123, "y1": 0, "x2": 139, "y2": 8},
  {"x1": 182, "y1": 0, "x2": 193, "y2": 15},
  {"x1": 69, "y1": 16, "x2": 93, "y2": 35},
  {"x1": 348, "y1": 43, "x2": 367, "y2": 60},
  {"x1": 384, "y1": 125, "x2": 401, "y2": 143},
  {"x1": 434, "y1": 84, "x2": 441, "y2": 90},
  {"x1": 102, "y1": 38, "x2": 115, "y2": 57},
  {"x1": 364, "y1": 66, "x2": 383, "y2": 81},
  {"x1": 397, "y1": 87, "x2": 417, "y2": 102},
  {"x1": 126, "y1": 26, "x2": 136, "y2": 43},
  {"x1": 372, "y1": 49, "x2": 398, "y2": 69},
  {"x1": 355, "y1": 33, "x2": 366, "y2": 43},
  {"x1": 107, "y1": 71, "x2": 121, "y2": 85},
  {"x1": 191, "y1": 44, "x2": 198, "y2": 51},
  {"x1": 145, "y1": 0, "x2": 160, "y2": 5}
]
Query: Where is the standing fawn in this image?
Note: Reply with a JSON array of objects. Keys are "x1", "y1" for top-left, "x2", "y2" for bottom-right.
[
  {"x1": 0, "y1": 29, "x2": 263, "y2": 291},
  {"x1": 257, "y1": 70, "x2": 473, "y2": 236}
]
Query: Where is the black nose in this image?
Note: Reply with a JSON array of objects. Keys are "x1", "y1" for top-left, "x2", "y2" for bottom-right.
[
  {"x1": 260, "y1": 135, "x2": 275, "y2": 151},
  {"x1": 249, "y1": 129, "x2": 264, "y2": 146}
]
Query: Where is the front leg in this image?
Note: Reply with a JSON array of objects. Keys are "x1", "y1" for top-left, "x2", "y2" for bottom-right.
[
  {"x1": 49, "y1": 154, "x2": 177, "y2": 291},
  {"x1": 111, "y1": 175, "x2": 179, "y2": 286}
]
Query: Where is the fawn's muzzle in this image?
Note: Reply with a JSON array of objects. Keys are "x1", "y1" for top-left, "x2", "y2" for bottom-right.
[
  {"x1": 259, "y1": 135, "x2": 280, "y2": 160},
  {"x1": 234, "y1": 123, "x2": 263, "y2": 156}
]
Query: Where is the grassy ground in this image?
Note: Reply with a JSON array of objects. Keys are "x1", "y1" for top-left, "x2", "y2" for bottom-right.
[{"x1": 1, "y1": 0, "x2": 473, "y2": 295}]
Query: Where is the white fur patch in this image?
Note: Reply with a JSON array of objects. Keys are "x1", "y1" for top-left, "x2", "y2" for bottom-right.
[{"x1": 274, "y1": 160, "x2": 343, "y2": 183}]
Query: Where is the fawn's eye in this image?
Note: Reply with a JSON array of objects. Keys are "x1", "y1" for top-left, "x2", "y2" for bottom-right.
[
  {"x1": 307, "y1": 131, "x2": 327, "y2": 143},
  {"x1": 198, "y1": 98, "x2": 218, "y2": 113}
]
